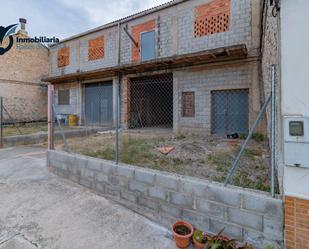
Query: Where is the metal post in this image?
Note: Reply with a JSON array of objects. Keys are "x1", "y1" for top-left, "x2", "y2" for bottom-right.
[
  {"x1": 115, "y1": 75, "x2": 120, "y2": 164},
  {"x1": 0, "y1": 97, "x2": 3, "y2": 149},
  {"x1": 271, "y1": 64, "x2": 276, "y2": 197},
  {"x1": 48, "y1": 85, "x2": 54, "y2": 150},
  {"x1": 224, "y1": 95, "x2": 272, "y2": 186}
]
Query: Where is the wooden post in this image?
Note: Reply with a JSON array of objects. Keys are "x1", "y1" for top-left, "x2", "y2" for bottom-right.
[{"x1": 48, "y1": 85, "x2": 54, "y2": 150}]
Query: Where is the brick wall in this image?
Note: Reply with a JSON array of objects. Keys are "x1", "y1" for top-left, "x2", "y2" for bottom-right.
[
  {"x1": 285, "y1": 196, "x2": 309, "y2": 249},
  {"x1": 194, "y1": 0, "x2": 230, "y2": 37},
  {"x1": 47, "y1": 150, "x2": 284, "y2": 249},
  {"x1": 0, "y1": 32, "x2": 49, "y2": 122},
  {"x1": 131, "y1": 20, "x2": 156, "y2": 62},
  {"x1": 88, "y1": 36, "x2": 104, "y2": 61}
]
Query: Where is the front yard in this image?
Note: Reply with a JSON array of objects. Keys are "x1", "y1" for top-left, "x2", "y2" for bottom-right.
[{"x1": 58, "y1": 131, "x2": 274, "y2": 192}]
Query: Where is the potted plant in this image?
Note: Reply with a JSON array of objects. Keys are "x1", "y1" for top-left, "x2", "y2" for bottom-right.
[
  {"x1": 172, "y1": 221, "x2": 194, "y2": 249},
  {"x1": 204, "y1": 229, "x2": 236, "y2": 249},
  {"x1": 193, "y1": 230, "x2": 208, "y2": 249}
]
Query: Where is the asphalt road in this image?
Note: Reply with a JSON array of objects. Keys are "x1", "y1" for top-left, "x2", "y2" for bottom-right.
[{"x1": 0, "y1": 147, "x2": 176, "y2": 249}]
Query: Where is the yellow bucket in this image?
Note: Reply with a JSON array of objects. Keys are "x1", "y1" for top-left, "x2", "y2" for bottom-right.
[{"x1": 68, "y1": 115, "x2": 78, "y2": 126}]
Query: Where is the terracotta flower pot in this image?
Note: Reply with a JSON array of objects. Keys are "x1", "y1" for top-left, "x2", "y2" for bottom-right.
[
  {"x1": 172, "y1": 221, "x2": 194, "y2": 249},
  {"x1": 193, "y1": 237, "x2": 206, "y2": 249}
]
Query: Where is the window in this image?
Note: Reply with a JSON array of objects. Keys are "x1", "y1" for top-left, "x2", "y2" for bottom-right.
[
  {"x1": 182, "y1": 92, "x2": 195, "y2": 117},
  {"x1": 58, "y1": 89, "x2": 70, "y2": 105},
  {"x1": 88, "y1": 36, "x2": 104, "y2": 61},
  {"x1": 140, "y1": 30, "x2": 155, "y2": 61},
  {"x1": 57, "y1": 47, "x2": 70, "y2": 68}
]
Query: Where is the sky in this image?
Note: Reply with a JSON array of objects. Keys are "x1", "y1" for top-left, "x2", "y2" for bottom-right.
[{"x1": 0, "y1": 0, "x2": 170, "y2": 40}]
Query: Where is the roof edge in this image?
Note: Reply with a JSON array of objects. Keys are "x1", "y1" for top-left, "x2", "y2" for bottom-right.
[{"x1": 50, "y1": 0, "x2": 187, "y2": 47}]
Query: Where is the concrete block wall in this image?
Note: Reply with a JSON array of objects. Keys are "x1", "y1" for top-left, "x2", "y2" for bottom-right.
[
  {"x1": 49, "y1": 0, "x2": 259, "y2": 77},
  {"x1": 173, "y1": 62, "x2": 262, "y2": 133},
  {"x1": 54, "y1": 82, "x2": 81, "y2": 118},
  {"x1": 47, "y1": 150, "x2": 283, "y2": 249}
]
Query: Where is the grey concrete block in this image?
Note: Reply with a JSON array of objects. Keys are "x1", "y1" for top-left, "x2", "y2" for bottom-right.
[
  {"x1": 117, "y1": 165, "x2": 135, "y2": 178},
  {"x1": 263, "y1": 217, "x2": 283, "y2": 239},
  {"x1": 207, "y1": 184, "x2": 241, "y2": 207},
  {"x1": 170, "y1": 192, "x2": 193, "y2": 208},
  {"x1": 95, "y1": 172, "x2": 108, "y2": 183},
  {"x1": 179, "y1": 178, "x2": 207, "y2": 197},
  {"x1": 148, "y1": 187, "x2": 167, "y2": 201},
  {"x1": 121, "y1": 190, "x2": 138, "y2": 203},
  {"x1": 100, "y1": 161, "x2": 114, "y2": 175},
  {"x1": 196, "y1": 199, "x2": 226, "y2": 219},
  {"x1": 94, "y1": 181, "x2": 105, "y2": 193},
  {"x1": 135, "y1": 170, "x2": 155, "y2": 185},
  {"x1": 209, "y1": 218, "x2": 243, "y2": 241},
  {"x1": 128, "y1": 180, "x2": 148, "y2": 194},
  {"x1": 79, "y1": 178, "x2": 92, "y2": 188},
  {"x1": 159, "y1": 203, "x2": 182, "y2": 218},
  {"x1": 105, "y1": 184, "x2": 120, "y2": 198},
  {"x1": 68, "y1": 173, "x2": 80, "y2": 183},
  {"x1": 243, "y1": 229, "x2": 283, "y2": 249},
  {"x1": 155, "y1": 174, "x2": 178, "y2": 191},
  {"x1": 75, "y1": 156, "x2": 88, "y2": 170},
  {"x1": 87, "y1": 159, "x2": 102, "y2": 171},
  {"x1": 242, "y1": 193, "x2": 283, "y2": 218},
  {"x1": 138, "y1": 196, "x2": 159, "y2": 211},
  {"x1": 81, "y1": 168, "x2": 94, "y2": 180},
  {"x1": 182, "y1": 209, "x2": 210, "y2": 231},
  {"x1": 227, "y1": 208, "x2": 263, "y2": 231}
]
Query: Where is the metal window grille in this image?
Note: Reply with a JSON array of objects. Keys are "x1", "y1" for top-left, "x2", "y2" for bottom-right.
[
  {"x1": 182, "y1": 92, "x2": 195, "y2": 117},
  {"x1": 58, "y1": 89, "x2": 70, "y2": 105}
]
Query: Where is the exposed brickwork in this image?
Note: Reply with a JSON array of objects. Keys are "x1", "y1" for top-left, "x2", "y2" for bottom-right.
[
  {"x1": 285, "y1": 196, "x2": 309, "y2": 249},
  {"x1": 194, "y1": 0, "x2": 230, "y2": 37},
  {"x1": 0, "y1": 32, "x2": 49, "y2": 122},
  {"x1": 121, "y1": 77, "x2": 131, "y2": 128},
  {"x1": 131, "y1": 20, "x2": 156, "y2": 62},
  {"x1": 88, "y1": 36, "x2": 104, "y2": 61},
  {"x1": 57, "y1": 47, "x2": 70, "y2": 68}
]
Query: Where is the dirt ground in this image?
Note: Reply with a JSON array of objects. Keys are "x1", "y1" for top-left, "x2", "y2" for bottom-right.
[{"x1": 57, "y1": 130, "x2": 274, "y2": 192}]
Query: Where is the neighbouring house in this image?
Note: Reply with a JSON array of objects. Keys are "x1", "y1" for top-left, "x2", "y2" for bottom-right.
[
  {"x1": 44, "y1": 0, "x2": 265, "y2": 136},
  {"x1": 0, "y1": 19, "x2": 49, "y2": 123}
]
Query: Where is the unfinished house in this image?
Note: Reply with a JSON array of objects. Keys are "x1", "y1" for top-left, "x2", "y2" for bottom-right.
[{"x1": 45, "y1": 0, "x2": 263, "y2": 135}]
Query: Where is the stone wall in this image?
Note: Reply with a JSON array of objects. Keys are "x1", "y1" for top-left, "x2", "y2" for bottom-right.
[{"x1": 47, "y1": 150, "x2": 284, "y2": 249}]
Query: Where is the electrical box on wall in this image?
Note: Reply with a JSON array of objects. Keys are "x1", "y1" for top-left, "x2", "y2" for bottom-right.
[{"x1": 284, "y1": 116, "x2": 309, "y2": 168}]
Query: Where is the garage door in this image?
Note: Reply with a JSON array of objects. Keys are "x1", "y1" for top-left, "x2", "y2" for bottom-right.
[
  {"x1": 85, "y1": 82, "x2": 113, "y2": 126},
  {"x1": 211, "y1": 89, "x2": 249, "y2": 134}
]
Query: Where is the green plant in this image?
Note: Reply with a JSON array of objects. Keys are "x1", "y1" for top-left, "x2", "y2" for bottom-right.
[
  {"x1": 264, "y1": 245, "x2": 275, "y2": 249},
  {"x1": 204, "y1": 229, "x2": 236, "y2": 249},
  {"x1": 251, "y1": 133, "x2": 265, "y2": 142},
  {"x1": 193, "y1": 230, "x2": 208, "y2": 244}
]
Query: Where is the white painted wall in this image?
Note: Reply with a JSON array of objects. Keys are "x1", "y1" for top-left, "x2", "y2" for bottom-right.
[{"x1": 281, "y1": 0, "x2": 309, "y2": 200}]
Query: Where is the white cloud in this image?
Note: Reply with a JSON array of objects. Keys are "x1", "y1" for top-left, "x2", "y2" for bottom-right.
[{"x1": 0, "y1": 0, "x2": 170, "y2": 39}]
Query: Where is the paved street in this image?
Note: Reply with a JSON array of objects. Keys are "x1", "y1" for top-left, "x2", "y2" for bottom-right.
[{"x1": 0, "y1": 147, "x2": 176, "y2": 249}]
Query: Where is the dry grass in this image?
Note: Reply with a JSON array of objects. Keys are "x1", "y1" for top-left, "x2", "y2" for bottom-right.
[{"x1": 59, "y1": 131, "x2": 274, "y2": 192}]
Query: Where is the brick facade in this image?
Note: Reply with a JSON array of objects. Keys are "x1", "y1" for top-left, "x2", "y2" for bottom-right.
[
  {"x1": 194, "y1": 0, "x2": 230, "y2": 37},
  {"x1": 131, "y1": 20, "x2": 156, "y2": 62},
  {"x1": 0, "y1": 32, "x2": 49, "y2": 122},
  {"x1": 57, "y1": 47, "x2": 70, "y2": 68},
  {"x1": 88, "y1": 36, "x2": 104, "y2": 61},
  {"x1": 285, "y1": 196, "x2": 309, "y2": 249}
]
